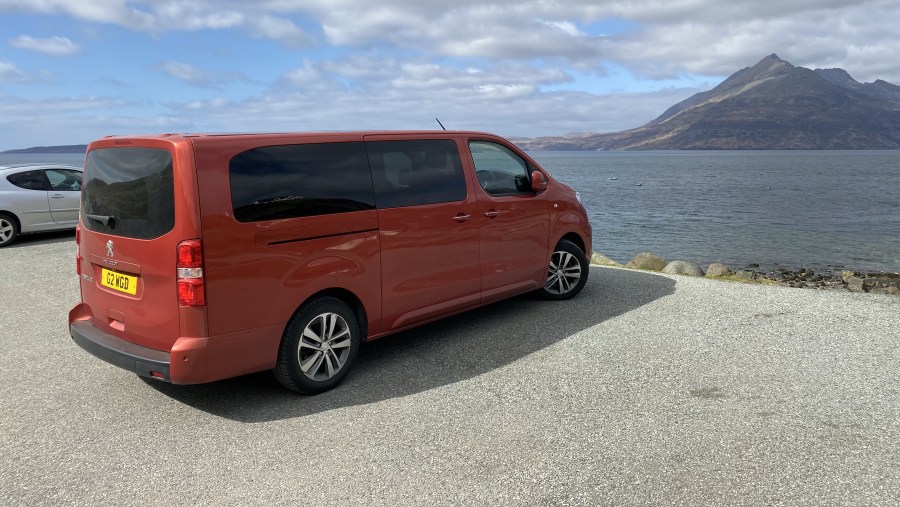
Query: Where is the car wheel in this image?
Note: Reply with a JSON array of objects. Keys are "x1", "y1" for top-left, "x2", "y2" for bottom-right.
[
  {"x1": 539, "y1": 239, "x2": 589, "y2": 300},
  {"x1": 273, "y1": 297, "x2": 361, "y2": 394},
  {"x1": 0, "y1": 213, "x2": 19, "y2": 247}
]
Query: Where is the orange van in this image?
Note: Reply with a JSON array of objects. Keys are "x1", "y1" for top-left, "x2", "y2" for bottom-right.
[{"x1": 69, "y1": 131, "x2": 592, "y2": 393}]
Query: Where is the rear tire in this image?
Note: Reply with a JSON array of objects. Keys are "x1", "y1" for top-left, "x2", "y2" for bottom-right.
[
  {"x1": 538, "y1": 239, "x2": 589, "y2": 300},
  {"x1": 0, "y1": 213, "x2": 19, "y2": 247},
  {"x1": 273, "y1": 297, "x2": 361, "y2": 394}
]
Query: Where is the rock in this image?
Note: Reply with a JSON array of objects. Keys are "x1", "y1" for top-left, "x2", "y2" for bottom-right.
[
  {"x1": 870, "y1": 286, "x2": 900, "y2": 296},
  {"x1": 748, "y1": 263, "x2": 760, "y2": 268},
  {"x1": 846, "y1": 276, "x2": 865, "y2": 292},
  {"x1": 735, "y1": 270, "x2": 757, "y2": 281},
  {"x1": 706, "y1": 263, "x2": 732, "y2": 277},
  {"x1": 625, "y1": 252, "x2": 667, "y2": 271},
  {"x1": 662, "y1": 260, "x2": 705, "y2": 277},
  {"x1": 863, "y1": 277, "x2": 900, "y2": 293},
  {"x1": 840, "y1": 270, "x2": 856, "y2": 283},
  {"x1": 590, "y1": 252, "x2": 624, "y2": 268}
]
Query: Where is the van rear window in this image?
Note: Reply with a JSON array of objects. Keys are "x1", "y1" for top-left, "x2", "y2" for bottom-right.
[
  {"x1": 229, "y1": 142, "x2": 375, "y2": 222},
  {"x1": 81, "y1": 148, "x2": 175, "y2": 240}
]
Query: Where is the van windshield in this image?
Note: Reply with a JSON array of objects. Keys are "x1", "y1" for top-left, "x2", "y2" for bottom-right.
[{"x1": 81, "y1": 147, "x2": 175, "y2": 240}]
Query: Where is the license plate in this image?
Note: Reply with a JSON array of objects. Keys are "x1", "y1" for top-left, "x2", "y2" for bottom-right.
[{"x1": 101, "y1": 268, "x2": 138, "y2": 295}]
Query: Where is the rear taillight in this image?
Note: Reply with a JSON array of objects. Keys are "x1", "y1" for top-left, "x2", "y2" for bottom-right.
[
  {"x1": 176, "y1": 240, "x2": 205, "y2": 306},
  {"x1": 75, "y1": 223, "x2": 81, "y2": 276}
]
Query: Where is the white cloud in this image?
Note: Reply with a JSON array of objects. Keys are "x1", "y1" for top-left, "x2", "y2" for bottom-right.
[
  {"x1": 152, "y1": 61, "x2": 248, "y2": 88},
  {"x1": 0, "y1": 0, "x2": 155, "y2": 30},
  {"x1": 2, "y1": 0, "x2": 900, "y2": 149},
  {"x1": 9, "y1": 35, "x2": 81, "y2": 55},
  {"x1": 0, "y1": 92, "x2": 190, "y2": 149},
  {"x1": 0, "y1": 60, "x2": 27, "y2": 82},
  {"x1": 166, "y1": 55, "x2": 697, "y2": 138},
  {"x1": 2, "y1": 1, "x2": 898, "y2": 81},
  {"x1": 248, "y1": 15, "x2": 311, "y2": 46}
]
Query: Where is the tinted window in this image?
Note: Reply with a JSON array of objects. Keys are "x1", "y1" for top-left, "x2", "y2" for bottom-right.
[
  {"x1": 469, "y1": 141, "x2": 532, "y2": 195},
  {"x1": 230, "y1": 142, "x2": 375, "y2": 222},
  {"x1": 46, "y1": 169, "x2": 82, "y2": 191},
  {"x1": 82, "y1": 148, "x2": 175, "y2": 240},
  {"x1": 367, "y1": 139, "x2": 466, "y2": 208},
  {"x1": 7, "y1": 170, "x2": 47, "y2": 191}
]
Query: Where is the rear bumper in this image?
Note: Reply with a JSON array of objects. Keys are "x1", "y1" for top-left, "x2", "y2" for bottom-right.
[
  {"x1": 69, "y1": 303, "x2": 282, "y2": 385},
  {"x1": 70, "y1": 320, "x2": 171, "y2": 381}
]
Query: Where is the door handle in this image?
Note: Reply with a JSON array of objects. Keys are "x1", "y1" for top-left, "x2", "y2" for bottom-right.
[
  {"x1": 483, "y1": 210, "x2": 502, "y2": 218},
  {"x1": 452, "y1": 213, "x2": 471, "y2": 222},
  {"x1": 51, "y1": 194, "x2": 65, "y2": 199}
]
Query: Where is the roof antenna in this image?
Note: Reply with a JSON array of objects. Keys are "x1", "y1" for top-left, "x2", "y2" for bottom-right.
[{"x1": 435, "y1": 118, "x2": 446, "y2": 131}]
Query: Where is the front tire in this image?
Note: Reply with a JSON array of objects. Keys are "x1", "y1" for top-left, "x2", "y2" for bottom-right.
[
  {"x1": 0, "y1": 213, "x2": 19, "y2": 248},
  {"x1": 274, "y1": 297, "x2": 361, "y2": 394},
  {"x1": 539, "y1": 239, "x2": 589, "y2": 300}
]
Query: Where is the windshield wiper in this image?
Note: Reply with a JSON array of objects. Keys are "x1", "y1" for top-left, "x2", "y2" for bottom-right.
[{"x1": 86, "y1": 214, "x2": 116, "y2": 227}]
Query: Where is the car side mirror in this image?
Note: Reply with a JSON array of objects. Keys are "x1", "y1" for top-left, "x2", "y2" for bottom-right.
[{"x1": 530, "y1": 171, "x2": 547, "y2": 192}]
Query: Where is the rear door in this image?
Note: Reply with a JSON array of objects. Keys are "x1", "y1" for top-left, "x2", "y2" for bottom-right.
[
  {"x1": 365, "y1": 136, "x2": 481, "y2": 330},
  {"x1": 45, "y1": 168, "x2": 82, "y2": 224},
  {"x1": 78, "y1": 142, "x2": 196, "y2": 352},
  {"x1": 466, "y1": 139, "x2": 550, "y2": 301}
]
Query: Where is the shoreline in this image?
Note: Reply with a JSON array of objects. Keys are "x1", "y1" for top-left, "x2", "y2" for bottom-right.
[{"x1": 590, "y1": 251, "x2": 900, "y2": 296}]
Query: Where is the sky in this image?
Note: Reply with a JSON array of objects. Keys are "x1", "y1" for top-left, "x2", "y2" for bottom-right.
[{"x1": 1, "y1": 0, "x2": 899, "y2": 150}]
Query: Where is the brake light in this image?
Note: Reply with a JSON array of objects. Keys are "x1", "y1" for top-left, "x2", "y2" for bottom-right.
[
  {"x1": 75, "y1": 223, "x2": 81, "y2": 276},
  {"x1": 177, "y1": 240, "x2": 203, "y2": 268},
  {"x1": 176, "y1": 240, "x2": 205, "y2": 306}
]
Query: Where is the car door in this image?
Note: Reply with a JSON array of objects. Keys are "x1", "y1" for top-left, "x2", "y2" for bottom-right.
[
  {"x1": 44, "y1": 168, "x2": 82, "y2": 224},
  {"x1": 365, "y1": 136, "x2": 481, "y2": 331},
  {"x1": 467, "y1": 139, "x2": 550, "y2": 302},
  {"x1": 4, "y1": 169, "x2": 54, "y2": 230}
]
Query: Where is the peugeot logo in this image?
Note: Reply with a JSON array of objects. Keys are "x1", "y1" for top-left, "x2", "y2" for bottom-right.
[{"x1": 106, "y1": 240, "x2": 114, "y2": 257}]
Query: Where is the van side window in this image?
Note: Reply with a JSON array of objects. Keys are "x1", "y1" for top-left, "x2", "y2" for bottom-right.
[
  {"x1": 230, "y1": 142, "x2": 375, "y2": 222},
  {"x1": 469, "y1": 141, "x2": 532, "y2": 195},
  {"x1": 367, "y1": 139, "x2": 467, "y2": 209}
]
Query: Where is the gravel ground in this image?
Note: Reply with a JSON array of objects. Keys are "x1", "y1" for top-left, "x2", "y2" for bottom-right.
[{"x1": 2, "y1": 232, "x2": 899, "y2": 506}]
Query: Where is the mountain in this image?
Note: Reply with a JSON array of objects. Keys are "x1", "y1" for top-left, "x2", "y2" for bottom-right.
[
  {"x1": 2, "y1": 144, "x2": 88, "y2": 154},
  {"x1": 519, "y1": 54, "x2": 900, "y2": 150}
]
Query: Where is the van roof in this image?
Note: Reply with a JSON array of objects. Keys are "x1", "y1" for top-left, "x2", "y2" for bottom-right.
[{"x1": 95, "y1": 130, "x2": 501, "y2": 142}]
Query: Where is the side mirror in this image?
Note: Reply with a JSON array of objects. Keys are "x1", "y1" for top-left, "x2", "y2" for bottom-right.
[{"x1": 530, "y1": 171, "x2": 547, "y2": 192}]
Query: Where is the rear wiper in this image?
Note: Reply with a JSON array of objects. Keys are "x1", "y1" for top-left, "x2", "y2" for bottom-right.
[{"x1": 86, "y1": 214, "x2": 116, "y2": 227}]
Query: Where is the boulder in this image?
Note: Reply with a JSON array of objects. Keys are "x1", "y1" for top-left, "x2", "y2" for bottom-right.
[
  {"x1": 590, "y1": 252, "x2": 624, "y2": 268},
  {"x1": 846, "y1": 276, "x2": 865, "y2": 292},
  {"x1": 863, "y1": 277, "x2": 900, "y2": 293},
  {"x1": 706, "y1": 263, "x2": 732, "y2": 277},
  {"x1": 870, "y1": 286, "x2": 900, "y2": 296},
  {"x1": 840, "y1": 270, "x2": 857, "y2": 283},
  {"x1": 735, "y1": 270, "x2": 757, "y2": 281},
  {"x1": 662, "y1": 260, "x2": 705, "y2": 277},
  {"x1": 625, "y1": 252, "x2": 667, "y2": 271}
]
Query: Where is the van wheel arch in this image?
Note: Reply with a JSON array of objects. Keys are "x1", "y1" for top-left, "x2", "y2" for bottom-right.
[
  {"x1": 296, "y1": 288, "x2": 368, "y2": 341},
  {"x1": 557, "y1": 232, "x2": 586, "y2": 255}
]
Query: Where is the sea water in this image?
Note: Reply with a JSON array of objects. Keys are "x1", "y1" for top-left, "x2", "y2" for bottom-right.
[
  {"x1": 3, "y1": 150, "x2": 898, "y2": 272},
  {"x1": 531, "y1": 150, "x2": 900, "y2": 273}
]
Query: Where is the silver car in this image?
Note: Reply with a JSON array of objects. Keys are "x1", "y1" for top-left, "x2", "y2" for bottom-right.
[{"x1": 0, "y1": 164, "x2": 83, "y2": 247}]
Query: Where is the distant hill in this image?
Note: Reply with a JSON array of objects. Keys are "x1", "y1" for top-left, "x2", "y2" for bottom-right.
[
  {"x1": 2, "y1": 144, "x2": 88, "y2": 154},
  {"x1": 519, "y1": 54, "x2": 900, "y2": 150}
]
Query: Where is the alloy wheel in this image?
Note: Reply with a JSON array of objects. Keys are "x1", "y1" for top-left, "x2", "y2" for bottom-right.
[
  {"x1": 297, "y1": 312, "x2": 353, "y2": 381},
  {"x1": 545, "y1": 250, "x2": 582, "y2": 295}
]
